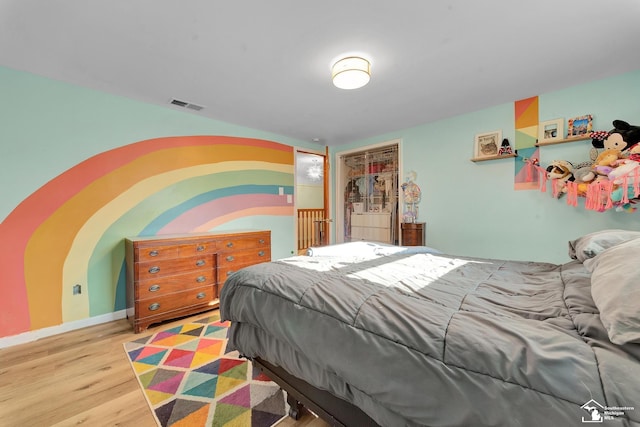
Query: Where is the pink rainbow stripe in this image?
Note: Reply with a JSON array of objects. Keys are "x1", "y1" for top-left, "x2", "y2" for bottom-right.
[{"x1": 158, "y1": 194, "x2": 291, "y2": 234}]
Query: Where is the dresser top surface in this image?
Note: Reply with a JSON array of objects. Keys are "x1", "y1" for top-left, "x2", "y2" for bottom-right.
[
  {"x1": 401, "y1": 222, "x2": 425, "y2": 228},
  {"x1": 125, "y1": 230, "x2": 270, "y2": 243}
]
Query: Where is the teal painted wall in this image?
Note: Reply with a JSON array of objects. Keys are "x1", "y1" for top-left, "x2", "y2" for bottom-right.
[
  {"x1": 332, "y1": 70, "x2": 640, "y2": 263},
  {"x1": 3, "y1": 65, "x2": 640, "y2": 275},
  {"x1": 0, "y1": 66, "x2": 317, "y2": 338},
  {"x1": 0, "y1": 65, "x2": 315, "y2": 257}
]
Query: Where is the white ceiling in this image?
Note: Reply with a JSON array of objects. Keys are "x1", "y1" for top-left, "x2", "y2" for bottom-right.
[{"x1": 2, "y1": 1, "x2": 640, "y2": 146}]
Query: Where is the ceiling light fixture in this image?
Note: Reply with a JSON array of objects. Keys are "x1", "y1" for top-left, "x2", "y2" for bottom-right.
[
  {"x1": 307, "y1": 159, "x2": 323, "y2": 181},
  {"x1": 331, "y1": 56, "x2": 370, "y2": 90}
]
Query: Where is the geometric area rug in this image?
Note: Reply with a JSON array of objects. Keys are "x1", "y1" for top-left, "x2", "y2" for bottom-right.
[{"x1": 123, "y1": 311, "x2": 288, "y2": 427}]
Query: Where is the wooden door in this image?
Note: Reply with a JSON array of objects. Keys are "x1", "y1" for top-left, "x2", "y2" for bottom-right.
[{"x1": 296, "y1": 148, "x2": 330, "y2": 253}]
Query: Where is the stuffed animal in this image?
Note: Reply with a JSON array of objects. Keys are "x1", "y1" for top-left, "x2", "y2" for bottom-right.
[
  {"x1": 546, "y1": 160, "x2": 572, "y2": 179},
  {"x1": 593, "y1": 149, "x2": 625, "y2": 176},
  {"x1": 608, "y1": 159, "x2": 639, "y2": 179},
  {"x1": 498, "y1": 138, "x2": 513, "y2": 155},
  {"x1": 598, "y1": 159, "x2": 640, "y2": 210},
  {"x1": 591, "y1": 120, "x2": 640, "y2": 154},
  {"x1": 628, "y1": 142, "x2": 640, "y2": 161},
  {"x1": 546, "y1": 160, "x2": 573, "y2": 180},
  {"x1": 546, "y1": 160, "x2": 573, "y2": 197},
  {"x1": 572, "y1": 164, "x2": 595, "y2": 183},
  {"x1": 571, "y1": 162, "x2": 597, "y2": 196}
]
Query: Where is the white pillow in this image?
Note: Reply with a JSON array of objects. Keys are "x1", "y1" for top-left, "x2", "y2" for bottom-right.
[
  {"x1": 584, "y1": 238, "x2": 640, "y2": 345},
  {"x1": 568, "y1": 229, "x2": 640, "y2": 262}
]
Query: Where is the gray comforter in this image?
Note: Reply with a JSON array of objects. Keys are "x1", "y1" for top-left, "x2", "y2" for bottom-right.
[{"x1": 219, "y1": 249, "x2": 640, "y2": 426}]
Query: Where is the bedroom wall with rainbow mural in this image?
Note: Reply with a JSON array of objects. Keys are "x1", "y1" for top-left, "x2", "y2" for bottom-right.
[{"x1": 0, "y1": 67, "x2": 314, "y2": 341}]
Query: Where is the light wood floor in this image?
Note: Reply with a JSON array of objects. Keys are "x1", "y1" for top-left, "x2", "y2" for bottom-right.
[{"x1": 0, "y1": 311, "x2": 328, "y2": 427}]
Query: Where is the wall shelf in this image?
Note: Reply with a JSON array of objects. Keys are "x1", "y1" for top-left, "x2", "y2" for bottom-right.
[
  {"x1": 470, "y1": 153, "x2": 517, "y2": 163},
  {"x1": 535, "y1": 135, "x2": 591, "y2": 147}
]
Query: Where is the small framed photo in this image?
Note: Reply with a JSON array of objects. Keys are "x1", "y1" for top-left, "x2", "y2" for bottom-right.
[
  {"x1": 567, "y1": 114, "x2": 593, "y2": 138},
  {"x1": 538, "y1": 118, "x2": 564, "y2": 143},
  {"x1": 474, "y1": 130, "x2": 502, "y2": 158}
]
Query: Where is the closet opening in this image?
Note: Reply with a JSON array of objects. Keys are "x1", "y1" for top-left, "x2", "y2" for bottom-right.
[{"x1": 336, "y1": 141, "x2": 400, "y2": 245}]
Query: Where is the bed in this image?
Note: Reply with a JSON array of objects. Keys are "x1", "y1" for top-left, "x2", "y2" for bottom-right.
[{"x1": 219, "y1": 235, "x2": 640, "y2": 426}]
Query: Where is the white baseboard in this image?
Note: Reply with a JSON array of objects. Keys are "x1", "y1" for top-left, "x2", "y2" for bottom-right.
[{"x1": 0, "y1": 310, "x2": 128, "y2": 349}]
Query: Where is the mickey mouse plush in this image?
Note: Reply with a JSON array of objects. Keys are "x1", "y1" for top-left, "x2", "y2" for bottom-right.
[{"x1": 591, "y1": 120, "x2": 640, "y2": 156}]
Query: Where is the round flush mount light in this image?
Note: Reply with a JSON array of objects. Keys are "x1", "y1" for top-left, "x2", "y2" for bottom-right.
[{"x1": 331, "y1": 56, "x2": 371, "y2": 90}]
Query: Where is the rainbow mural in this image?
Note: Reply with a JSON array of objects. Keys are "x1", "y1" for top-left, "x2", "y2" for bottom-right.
[{"x1": 0, "y1": 136, "x2": 294, "y2": 338}]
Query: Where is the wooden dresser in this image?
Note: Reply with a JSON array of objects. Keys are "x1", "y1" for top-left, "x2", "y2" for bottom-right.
[
  {"x1": 125, "y1": 230, "x2": 271, "y2": 333},
  {"x1": 401, "y1": 222, "x2": 425, "y2": 246}
]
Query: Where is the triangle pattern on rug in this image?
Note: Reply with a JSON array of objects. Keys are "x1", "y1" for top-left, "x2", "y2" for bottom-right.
[
  {"x1": 214, "y1": 384, "x2": 287, "y2": 427},
  {"x1": 123, "y1": 311, "x2": 288, "y2": 427}
]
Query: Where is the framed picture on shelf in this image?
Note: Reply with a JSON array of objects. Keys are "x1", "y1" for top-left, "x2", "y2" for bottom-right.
[
  {"x1": 474, "y1": 130, "x2": 502, "y2": 158},
  {"x1": 538, "y1": 118, "x2": 564, "y2": 143},
  {"x1": 567, "y1": 114, "x2": 593, "y2": 138}
]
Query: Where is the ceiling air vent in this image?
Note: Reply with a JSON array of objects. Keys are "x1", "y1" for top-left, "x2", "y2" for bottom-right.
[{"x1": 170, "y1": 98, "x2": 204, "y2": 111}]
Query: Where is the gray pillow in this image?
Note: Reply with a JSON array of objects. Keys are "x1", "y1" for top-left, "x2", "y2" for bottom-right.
[
  {"x1": 568, "y1": 229, "x2": 640, "y2": 262},
  {"x1": 583, "y1": 238, "x2": 640, "y2": 345}
]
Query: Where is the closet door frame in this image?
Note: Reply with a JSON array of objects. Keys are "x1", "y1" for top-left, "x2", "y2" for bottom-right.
[{"x1": 334, "y1": 139, "x2": 403, "y2": 245}]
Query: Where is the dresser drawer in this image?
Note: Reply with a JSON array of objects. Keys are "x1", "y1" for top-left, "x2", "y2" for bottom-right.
[
  {"x1": 136, "y1": 271, "x2": 216, "y2": 299},
  {"x1": 177, "y1": 240, "x2": 218, "y2": 257},
  {"x1": 136, "y1": 286, "x2": 215, "y2": 317},
  {"x1": 136, "y1": 254, "x2": 214, "y2": 281},
  {"x1": 218, "y1": 261, "x2": 270, "y2": 284},
  {"x1": 136, "y1": 241, "x2": 217, "y2": 262},
  {"x1": 135, "y1": 245, "x2": 180, "y2": 262},
  {"x1": 402, "y1": 235, "x2": 422, "y2": 246},
  {"x1": 218, "y1": 234, "x2": 270, "y2": 251},
  {"x1": 219, "y1": 264, "x2": 268, "y2": 284},
  {"x1": 218, "y1": 247, "x2": 270, "y2": 268},
  {"x1": 218, "y1": 264, "x2": 268, "y2": 291}
]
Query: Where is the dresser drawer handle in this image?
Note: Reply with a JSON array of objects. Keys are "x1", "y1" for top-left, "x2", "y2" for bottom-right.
[
  {"x1": 196, "y1": 292, "x2": 206, "y2": 300},
  {"x1": 149, "y1": 250, "x2": 159, "y2": 257},
  {"x1": 149, "y1": 284, "x2": 161, "y2": 292},
  {"x1": 226, "y1": 242, "x2": 234, "y2": 248},
  {"x1": 196, "y1": 259, "x2": 206, "y2": 267},
  {"x1": 196, "y1": 276, "x2": 206, "y2": 283},
  {"x1": 196, "y1": 245, "x2": 205, "y2": 252},
  {"x1": 227, "y1": 270, "x2": 235, "y2": 277},
  {"x1": 148, "y1": 266, "x2": 160, "y2": 274},
  {"x1": 148, "y1": 303, "x2": 160, "y2": 311},
  {"x1": 259, "y1": 239, "x2": 265, "y2": 244},
  {"x1": 226, "y1": 255, "x2": 234, "y2": 262},
  {"x1": 258, "y1": 250, "x2": 265, "y2": 257}
]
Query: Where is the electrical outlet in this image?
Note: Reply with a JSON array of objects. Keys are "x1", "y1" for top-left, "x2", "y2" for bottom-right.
[{"x1": 73, "y1": 284, "x2": 82, "y2": 295}]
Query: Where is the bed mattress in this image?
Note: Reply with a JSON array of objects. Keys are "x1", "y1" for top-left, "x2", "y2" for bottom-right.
[{"x1": 220, "y1": 248, "x2": 640, "y2": 426}]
